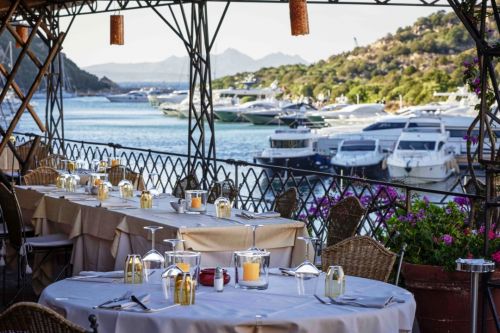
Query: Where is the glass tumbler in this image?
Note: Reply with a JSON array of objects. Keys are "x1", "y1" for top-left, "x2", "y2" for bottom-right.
[
  {"x1": 124, "y1": 254, "x2": 144, "y2": 284},
  {"x1": 165, "y1": 251, "x2": 201, "y2": 287},
  {"x1": 234, "y1": 250, "x2": 270, "y2": 290}
]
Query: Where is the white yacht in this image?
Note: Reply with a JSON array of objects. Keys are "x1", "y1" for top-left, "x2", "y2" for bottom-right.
[
  {"x1": 242, "y1": 102, "x2": 314, "y2": 126},
  {"x1": 254, "y1": 127, "x2": 330, "y2": 175},
  {"x1": 323, "y1": 103, "x2": 386, "y2": 126},
  {"x1": 330, "y1": 139, "x2": 387, "y2": 179},
  {"x1": 316, "y1": 113, "x2": 500, "y2": 169},
  {"x1": 153, "y1": 90, "x2": 189, "y2": 107},
  {"x1": 106, "y1": 89, "x2": 150, "y2": 103},
  {"x1": 387, "y1": 117, "x2": 457, "y2": 184},
  {"x1": 214, "y1": 100, "x2": 280, "y2": 123}
]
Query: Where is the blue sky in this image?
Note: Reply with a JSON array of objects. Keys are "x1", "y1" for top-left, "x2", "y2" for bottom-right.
[{"x1": 62, "y1": 5, "x2": 447, "y2": 67}]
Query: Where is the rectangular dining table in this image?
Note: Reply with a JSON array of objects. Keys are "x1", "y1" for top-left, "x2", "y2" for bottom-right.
[{"x1": 14, "y1": 185, "x2": 310, "y2": 292}]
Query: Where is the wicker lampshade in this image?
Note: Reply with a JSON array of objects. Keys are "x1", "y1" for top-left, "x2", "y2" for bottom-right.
[
  {"x1": 289, "y1": 0, "x2": 309, "y2": 36},
  {"x1": 15, "y1": 24, "x2": 29, "y2": 48},
  {"x1": 110, "y1": 15, "x2": 124, "y2": 45}
]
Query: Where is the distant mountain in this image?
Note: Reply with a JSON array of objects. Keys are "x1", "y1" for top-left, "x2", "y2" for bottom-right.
[
  {"x1": 83, "y1": 48, "x2": 309, "y2": 83},
  {"x1": 213, "y1": 10, "x2": 489, "y2": 107}
]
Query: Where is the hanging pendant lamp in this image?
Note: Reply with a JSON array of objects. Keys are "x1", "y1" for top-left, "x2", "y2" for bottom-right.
[
  {"x1": 110, "y1": 15, "x2": 124, "y2": 45},
  {"x1": 289, "y1": 0, "x2": 309, "y2": 36},
  {"x1": 15, "y1": 24, "x2": 29, "y2": 48}
]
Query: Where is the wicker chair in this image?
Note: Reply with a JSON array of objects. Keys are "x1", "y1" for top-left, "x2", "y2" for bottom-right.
[
  {"x1": 16, "y1": 138, "x2": 50, "y2": 173},
  {"x1": 23, "y1": 166, "x2": 59, "y2": 186},
  {"x1": 326, "y1": 196, "x2": 366, "y2": 247},
  {"x1": 172, "y1": 173, "x2": 200, "y2": 198},
  {"x1": 321, "y1": 236, "x2": 397, "y2": 282},
  {"x1": 107, "y1": 165, "x2": 145, "y2": 191},
  {"x1": 39, "y1": 154, "x2": 68, "y2": 170},
  {"x1": 207, "y1": 179, "x2": 239, "y2": 204},
  {"x1": 273, "y1": 187, "x2": 298, "y2": 219},
  {"x1": 0, "y1": 302, "x2": 98, "y2": 333}
]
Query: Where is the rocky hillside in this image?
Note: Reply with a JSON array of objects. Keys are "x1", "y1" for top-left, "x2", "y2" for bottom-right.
[
  {"x1": 213, "y1": 11, "x2": 480, "y2": 106},
  {"x1": 0, "y1": 35, "x2": 116, "y2": 94}
]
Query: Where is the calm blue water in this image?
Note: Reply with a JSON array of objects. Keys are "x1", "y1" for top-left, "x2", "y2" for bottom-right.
[{"x1": 17, "y1": 97, "x2": 275, "y2": 161}]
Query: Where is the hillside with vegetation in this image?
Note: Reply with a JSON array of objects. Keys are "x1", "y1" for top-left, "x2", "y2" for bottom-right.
[
  {"x1": 0, "y1": 35, "x2": 116, "y2": 94},
  {"x1": 213, "y1": 11, "x2": 480, "y2": 107}
]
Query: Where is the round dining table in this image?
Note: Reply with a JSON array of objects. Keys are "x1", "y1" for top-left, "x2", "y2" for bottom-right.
[{"x1": 39, "y1": 271, "x2": 416, "y2": 333}]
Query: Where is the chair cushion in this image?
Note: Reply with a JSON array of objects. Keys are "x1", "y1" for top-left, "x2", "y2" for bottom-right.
[{"x1": 25, "y1": 233, "x2": 73, "y2": 248}]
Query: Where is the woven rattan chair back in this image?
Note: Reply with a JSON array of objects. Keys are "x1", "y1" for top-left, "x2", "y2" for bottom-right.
[
  {"x1": 321, "y1": 236, "x2": 397, "y2": 282},
  {"x1": 23, "y1": 167, "x2": 59, "y2": 186},
  {"x1": 107, "y1": 165, "x2": 145, "y2": 191},
  {"x1": 0, "y1": 302, "x2": 89, "y2": 333},
  {"x1": 0, "y1": 182, "x2": 24, "y2": 250},
  {"x1": 17, "y1": 139, "x2": 50, "y2": 171},
  {"x1": 172, "y1": 173, "x2": 200, "y2": 198},
  {"x1": 207, "y1": 179, "x2": 239, "y2": 204},
  {"x1": 39, "y1": 154, "x2": 67, "y2": 170},
  {"x1": 326, "y1": 196, "x2": 366, "y2": 247},
  {"x1": 273, "y1": 187, "x2": 298, "y2": 219}
]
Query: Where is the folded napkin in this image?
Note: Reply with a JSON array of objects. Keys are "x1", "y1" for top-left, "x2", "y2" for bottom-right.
[
  {"x1": 238, "y1": 211, "x2": 281, "y2": 219},
  {"x1": 100, "y1": 293, "x2": 150, "y2": 310},
  {"x1": 101, "y1": 203, "x2": 136, "y2": 209},
  {"x1": 78, "y1": 270, "x2": 124, "y2": 278},
  {"x1": 333, "y1": 295, "x2": 397, "y2": 308}
]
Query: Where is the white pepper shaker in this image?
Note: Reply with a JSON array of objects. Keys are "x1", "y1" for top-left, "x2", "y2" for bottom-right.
[{"x1": 214, "y1": 266, "x2": 224, "y2": 292}]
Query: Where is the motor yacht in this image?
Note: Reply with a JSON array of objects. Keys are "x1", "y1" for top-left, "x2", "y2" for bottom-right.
[
  {"x1": 214, "y1": 100, "x2": 280, "y2": 123},
  {"x1": 386, "y1": 117, "x2": 458, "y2": 184},
  {"x1": 254, "y1": 127, "x2": 330, "y2": 175},
  {"x1": 106, "y1": 89, "x2": 150, "y2": 103},
  {"x1": 330, "y1": 139, "x2": 387, "y2": 179},
  {"x1": 151, "y1": 90, "x2": 189, "y2": 106},
  {"x1": 242, "y1": 102, "x2": 314, "y2": 126}
]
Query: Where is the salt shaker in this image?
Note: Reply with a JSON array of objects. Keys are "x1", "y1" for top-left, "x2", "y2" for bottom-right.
[{"x1": 214, "y1": 266, "x2": 224, "y2": 292}]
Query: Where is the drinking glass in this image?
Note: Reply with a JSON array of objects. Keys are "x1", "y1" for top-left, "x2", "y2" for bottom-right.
[
  {"x1": 294, "y1": 236, "x2": 320, "y2": 296},
  {"x1": 124, "y1": 254, "x2": 144, "y2": 284},
  {"x1": 142, "y1": 226, "x2": 165, "y2": 284},
  {"x1": 245, "y1": 224, "x2": 264, "y2": 251},
  {"x1": 164, "y1": 250, "x2": 201, "y2": 287}
]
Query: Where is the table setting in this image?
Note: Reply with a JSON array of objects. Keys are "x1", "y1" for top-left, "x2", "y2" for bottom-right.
[{"x1": 39, "y1": 232, "x2": 416, "y2": 333}]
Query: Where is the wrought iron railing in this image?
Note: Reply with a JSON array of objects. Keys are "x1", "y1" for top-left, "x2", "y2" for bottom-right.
[{"x1": 14, "y1": 132, "x2": 484, "y2": 249}]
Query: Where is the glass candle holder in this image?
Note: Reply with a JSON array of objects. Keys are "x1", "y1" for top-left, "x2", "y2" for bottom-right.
[
  {"x1": 174, "y1": 271, "x2": 195, "y2": 306},
  {"x1": 109, "y1": 156, "x2": 121, "y2": 168},
  {"x1": 214, "y1": 196, "x2": 232, "y2": 218},
  {"x1": 65, "y1": 175, "x2": 79, "y2": 192},
  {"x1": 67, "y1": 160, "x2": 77, "y2": 173},
  {"x1": 325, "y1": 265, "x2": 345, "y2": 298},
  {"x1": 56, "y1": 174, "x2": 67, "y2": 189},
  {"x1": 185, "y1": 190, "x2": 207, "y2": 213},
  {"x1": 98, "y1": 160, "x2": 108, "y2": 173},
  {"x1": 124, "y1": 254, "x2": 144, "y2": 284},
  {"x1": 165, "y1": 250, "x2": 201, "y2": 287},
  {"x1": 97, "y1": 183, "x2": 109, "y2": 201},
  {"x1": 234, "y1": 250, "x2": 270, "y2": 290},
  {"x1": 119, "y1": 180, "x2": 134, "y2": 201},
  {"x1": 140, "y1": 190, "x2": 153, "y2": 209}
]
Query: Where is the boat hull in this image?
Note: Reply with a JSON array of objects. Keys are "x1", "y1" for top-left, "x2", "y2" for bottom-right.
[
  {"x1": 254, "y1": 154, "x2": 330, "y2": 175},
  {"x1": 106, "y1": 96, "x2": 148, "y2": 103},
  {"x1": 388, "y1": 161, "x2": 456, "y2": 184},
  {"x1": 332, "y1": 162, "x2": 386, "y2": 180},
  {"x1": 214, "y1": 111, "x2": 247, "y2": 122},
  {"x1": 242, "y1": 113, "x2": 282, "y2": 125}
]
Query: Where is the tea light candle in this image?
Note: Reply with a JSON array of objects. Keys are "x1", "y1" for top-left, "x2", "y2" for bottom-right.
[
  {"x1": 177, "y1": 262, "x2": 190, "y2": 272},
  {"x1": 191, "y1": 197, "x2": 202, "y2": 209},
  {"x1": 243, "y1": 262, "x2": 260, "y2": 281},
  {"x1": 111, "y1": 159, "x2": 120, "y2": 167}
]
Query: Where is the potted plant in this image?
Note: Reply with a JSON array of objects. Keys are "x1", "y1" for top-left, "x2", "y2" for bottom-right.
[{"x1": 386, "y1": 197, "x2": 500, "y2": 333}]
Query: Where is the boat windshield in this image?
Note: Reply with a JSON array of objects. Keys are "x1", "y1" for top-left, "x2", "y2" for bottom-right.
[
  {"x1": 341, "y1": 143, "x2": 376, "y2": 152},
  {"x1": 397, "y1": 141, "x2": 436, "y2": 150},
  {"x1": 271, "y1": 139, "x2": 309, "y2": 149},
  {"x1": 363, "y1": 122, "x2": 405, "y2": 131}
]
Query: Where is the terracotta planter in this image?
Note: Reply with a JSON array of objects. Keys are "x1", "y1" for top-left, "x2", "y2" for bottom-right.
[{"x1": 402, "y1": 262, "x2": 499, "y2": 333}]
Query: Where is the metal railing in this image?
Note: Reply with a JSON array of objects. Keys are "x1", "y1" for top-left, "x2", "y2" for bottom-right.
[{"x1": 14, "y1": 132, "x2": 484, "y2": 248}]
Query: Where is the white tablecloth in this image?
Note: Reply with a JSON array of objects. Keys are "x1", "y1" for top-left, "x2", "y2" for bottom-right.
[
  {"x1": 39, "y1": 272, "x2": 416, "y2": 333},
  {"x1": 15, "y1": 185, "x2": 310, "y2": 292}
]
